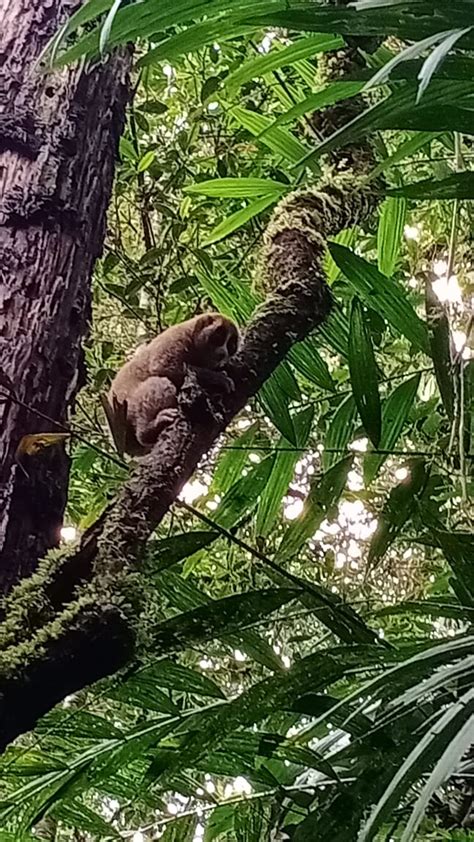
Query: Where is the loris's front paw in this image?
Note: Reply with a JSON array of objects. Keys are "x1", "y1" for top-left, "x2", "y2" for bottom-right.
[
  {"x1": 192, "y1": 366, "x2": 235, "y2": 394},
  {"x1": 216, "y1": 372, "x2": 235, "y2": 394}
]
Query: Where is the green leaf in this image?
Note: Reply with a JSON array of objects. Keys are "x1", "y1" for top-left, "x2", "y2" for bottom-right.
[
  {"x1": 147, "y1": 531, "x2": 219, "y2": 573},
  {"x1": 378, "y1": 600, "x2": 474, "y2": 622},
  {"x1": 368, "y1": 459, "x2": 429, "y2": 568},
  {"x1": 153, "y1": 588, "x2": 299, "y2": 652},
  {"x1": 185, "y1": 177, "x2": 288, "y2": 198},
  {"x1": 425, "y1": 278, "x2": 454, "y2": 419},
  {"x1": 256, "y1": 407, "x2": 313, "y2": 538},
  {"x1": 435, "y1": 531, "x2": 474, "y2": 606},
  {"x1": 225, "y1": 34, "x2": 343, "y2": 90},
  {"x1": 129, "y1": 660, "x2": 225, "y2": 700},
  {"x1": 288, "y1": 338, "x2": 335, "y2": 392},
  {"x1": 348, "y1": 298, "x2": 382, "y2": 448},
  {"x1": 161, "y1": 814, "x2": 198, "y2": 842},
  {"x1": 138, "y1": 20, "x2": 260, "y2": 67},
  {"x1": 323, "y1": 394, "x2": 357, "y2": 470},
  {"x1": 35, "y1": 710, "x2": 123, "y2": 740},
  {"x1": 234, "y1": 800, "x2": 267, "y2": 841},
  {"x1": 370, "y1": 131, "x2": 440, "y2": 177},
  {"x1": 210, "y1": 423, "x2": 259, "y2": 496},
  {"x1": 203, "y1": 193, "x2": 277, "y2": 245},
  {"x1": 324, "y1": 227, "x2": 357, "y2": 286},
  {"x1": 358, "y1": 688, "x2": 474, "y2": 842},
  {"x1": 137, "y1": 149, "x2": 156, "y2": 172},
  {"x1": 277, "y1": 456, "x2": 352, "y2": 562},
  {"x1": 363, "y1": 29, "x2": 464, "y2": 91},
  {"x1": 99, "y1": 0, "x2": 123, "y2": 54},
  {"x1": 377, "y1": 197, "x2": 407, "y2": 276},
  {"x1": 52, "y1": 799, "x2": 119, "y2": 838},
  {"x1": 297, "y1": 80, "x2": 474, "y2": 167},
  {"x1": 214, "y1": 454, "x2": 276, "y2": 529},
  {"x1": 417, "y1": 28, "x2": 472, "y2": 101},
  {"x1": 264, "y1": 82, "x2": 364, "y2": 132},
  {"x1": 319, "y1": 303, "x2": 350, "y2": 358},
  {"x1": 329, "y1": 244, "x2": 430, "y2": 354},
  {"x1": 388, "y1": 171, "x2": 474, "y2": 200},
  {"x1": 258, "y1": 365, "x2": 300, "y2": 443},
  {"x1": 232, "y1": 106, "x2": 315, "y2": 169},
  {"x1": 159, "y1": 571, "x2": 284, "y2": 672},
  {"x1": 364, "y1": 374, "x2": 420, "y2": 484}
]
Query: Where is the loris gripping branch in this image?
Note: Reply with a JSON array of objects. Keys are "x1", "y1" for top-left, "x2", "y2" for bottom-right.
[{"x1": 103, "y1": 313, "x2": 240, "y2": 457}]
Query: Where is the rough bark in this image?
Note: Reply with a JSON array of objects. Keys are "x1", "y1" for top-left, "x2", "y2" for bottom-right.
[
  {"x1": 0, "y1": 0, "x2": 131, "y2": 593},
  {"x1": 0, "y1": 182, "x2": 379, "y2": 752}
]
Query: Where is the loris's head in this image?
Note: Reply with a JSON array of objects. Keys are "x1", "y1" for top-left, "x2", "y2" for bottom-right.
[{"x1": 190, "y1": 313, "x2": 240, "y2": 369}]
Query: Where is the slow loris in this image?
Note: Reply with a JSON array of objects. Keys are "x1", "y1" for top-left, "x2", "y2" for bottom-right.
[{"x1": 104, "y1": 313, "x2": 239, "y2": 457}]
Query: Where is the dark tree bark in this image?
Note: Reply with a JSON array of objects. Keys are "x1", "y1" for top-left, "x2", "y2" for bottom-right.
[
  {"x1": 0, "y1": 182, "x2": 379, "y2": 752},
  {"x1": 0, "y1": 0, "x2": 131, "y2": 593}
]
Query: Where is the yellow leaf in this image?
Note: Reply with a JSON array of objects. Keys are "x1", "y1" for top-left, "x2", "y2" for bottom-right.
[{"x1": 16, "y1": 432, "x2": 70, "y2": 457}]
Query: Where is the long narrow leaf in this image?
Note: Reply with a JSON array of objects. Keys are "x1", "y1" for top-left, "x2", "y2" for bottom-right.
[{"x1": 348, "y1": 298, "x2": 382, "y2": 448}]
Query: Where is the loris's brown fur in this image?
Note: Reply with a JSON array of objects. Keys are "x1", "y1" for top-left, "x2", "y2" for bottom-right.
[{"x1": 106, "y1": 313, "x2": 239, "y2": 456}]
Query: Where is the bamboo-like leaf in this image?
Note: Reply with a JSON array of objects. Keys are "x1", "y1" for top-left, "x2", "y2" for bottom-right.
[
  {"x1": 277, "y1": 456, "x2": 352, "y2": 562},
  {"x1": 99, "y1": 0, "x2": 123, "y2": 54},
  {"x1": 323, "y1": 394, "x2": 357, "y2": 470},
  {"x1": 147, "y1": 531, "x2": 219, "y2": 573},
  {"x1": 296, "y1": 80, "x2": 474, "y2": 167},
  {"x1": 377, "y1": 197, "x2": 407, "y2": 276},
  {"x1": 288, "y1": 338, "x2": 335, "y2": 392},
  {"x1": 214, "y1": 454, "x2": 276, "y2": 529},
  {"x1": 263, "y1": 82, "x2": 364, "y2": 132},
  {"x1": 128, "y1": 660, "x2": 225, "y2": 699},
  {"x1": 232, "y1": 106, "x2": 315, "y2": 168},
  {"x1": 210, "y1": 423, "x2": 259, "y2": 496},
  {"x1": 52, "y1": 800, "x2": 120, "y2": 839},
  {"x1": 225, "y1": 34, "x2": 343, "y2": 90},
  {"x1": 378, "y1": 600, "x2": 474, "y2": 622},
  {"x1": 363, "y1": 30, "x2": 461, "y2": 91},
  {"x1": 324, "y1": 227, "x2": 356, "y2": 285},
  {"x1": 370, "y1": 131, "x2": 440, "y2": 177},
  {"x1": 256, "y1": 407, "x2": 313, "y2": 538},
  {"x1": 319, "y1": 303, "x2": 350, "y2": 358},
  {"x1": 329, "y1": 244, "x2": 430, "y2": 354},
  {"x1": 417, "y1": 28, "x2": 472, "y2": 101},
  {"x1": 161, "y1": 814, "x2": 197, "y2": 842},
  {"x1": 153, "y1": 588, "x2": 300, "y2": 652},
  {"x1": 202, "y1": 194, "x2": 277, "y2": 245},
  {"x1": 138, "y1": 20, "x2": 260, "y2": 67},
  {"x1": 425, "y1": 276, "x2": 454, "y2": 419},
  {"x1": 368, "y1": 459, "x2": 429, "y2": 567},
  {"x1": 348, "y1": 298, "x2": 382, "y2": 448},
  {"x1": 364, "y1": 374, "x2": 420, "y2": 484},
  {"x1": 258, "y1": 366, "x2": 300, "y2": 443},
  {"x1": 358, "y1": 688, "x2": 474, "y2": 841},
  {"x1": 159, "y1": 571, "x2": 284, "y2": 671},
  {"x1": 185, "y1": 177, "x2": 288, "y2": 198},
  {"x1": 388, "y1": 171, "x2": 474, "y2": 199},
  {"x1": 435, "y1": 531, "x2": 474, "y2": 606}
]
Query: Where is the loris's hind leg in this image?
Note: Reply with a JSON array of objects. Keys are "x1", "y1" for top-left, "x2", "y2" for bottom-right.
[{"x1": 130, "y1": 376, "x2": 179, "y2": 448}]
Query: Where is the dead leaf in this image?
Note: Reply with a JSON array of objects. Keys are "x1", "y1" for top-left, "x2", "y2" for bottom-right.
[
  {"x1": 16, "y1": 432, "x2": 70, "y2": 458},
  {"x1": 100, "y1": 393, "x2": 128, "y2": 458}
]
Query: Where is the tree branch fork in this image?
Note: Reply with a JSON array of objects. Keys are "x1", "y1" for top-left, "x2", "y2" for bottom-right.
[{"x1": 0, "y1": 182, "x2": 377, "y2": 751}]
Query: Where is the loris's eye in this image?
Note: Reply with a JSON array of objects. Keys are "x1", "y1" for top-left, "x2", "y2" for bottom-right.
[
  {"x1": 209, "y1": 325, "x2": 227, "y2": 345},
  {"x1": 227, "y1": 335, "x2": 238, "y2": 356}
]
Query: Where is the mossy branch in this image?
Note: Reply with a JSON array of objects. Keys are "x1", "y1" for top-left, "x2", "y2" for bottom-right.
[{"x1": 0, "y1": 180, "x2": 379, "y2": 751}]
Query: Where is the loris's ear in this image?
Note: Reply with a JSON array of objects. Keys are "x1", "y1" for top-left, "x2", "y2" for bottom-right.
[{"x1": 192, "y1": 313, "x2": 218, "y2": 334}]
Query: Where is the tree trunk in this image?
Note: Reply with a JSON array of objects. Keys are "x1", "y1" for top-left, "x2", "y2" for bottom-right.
[{"x1": 0, "y1": 0, "x2": 131, "y2": 593}]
